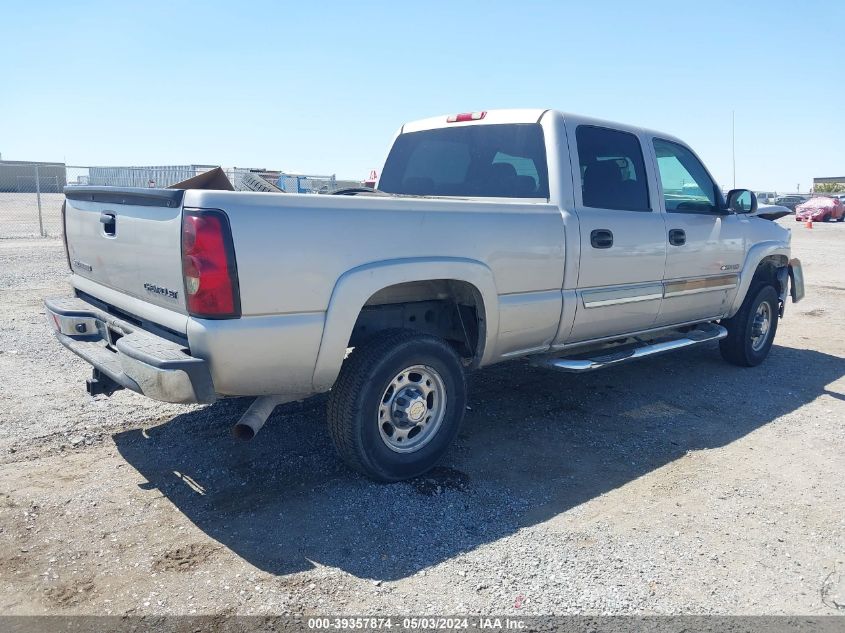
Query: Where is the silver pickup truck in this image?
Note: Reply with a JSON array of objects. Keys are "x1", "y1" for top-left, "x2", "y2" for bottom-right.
[{"x1": 46, "y1": 109, "x2": 804, "y2": 481}]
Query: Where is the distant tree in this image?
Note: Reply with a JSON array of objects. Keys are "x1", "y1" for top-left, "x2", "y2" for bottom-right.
[{"x1": 815, "y1": 182, "x2": 845, "y2": 193}]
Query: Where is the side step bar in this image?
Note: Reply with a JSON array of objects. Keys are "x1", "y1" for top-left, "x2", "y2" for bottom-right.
[{"x1": 532, "y1": 324, "x2": 728, "y2": 373}]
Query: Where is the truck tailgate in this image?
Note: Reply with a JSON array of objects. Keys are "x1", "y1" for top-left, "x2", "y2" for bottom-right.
[{"x1": 64, "y1": 188, "x2": 188, "y2": 318}]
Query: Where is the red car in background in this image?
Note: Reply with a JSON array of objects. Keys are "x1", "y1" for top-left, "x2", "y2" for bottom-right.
[{"x1": 795, "y1": 196, "x2": 845, "y2": 222}]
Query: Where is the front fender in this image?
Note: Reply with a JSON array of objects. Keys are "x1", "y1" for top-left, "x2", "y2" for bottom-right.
[
  {"x1": 311, "y1": 257, "x2": 499, "y2": 392},
  {"x1": 728, "y1": 241, "x2": 790, "y2": 317}
]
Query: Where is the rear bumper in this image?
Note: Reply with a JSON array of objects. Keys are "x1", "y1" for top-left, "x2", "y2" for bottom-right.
[{"x1": 45, "y1": 296, "x2": 216, "y2": 404}]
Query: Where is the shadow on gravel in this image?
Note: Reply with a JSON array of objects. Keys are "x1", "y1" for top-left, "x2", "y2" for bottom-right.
[{"x1": 113, "y1": 344, "x2": 845, "y2": 581}]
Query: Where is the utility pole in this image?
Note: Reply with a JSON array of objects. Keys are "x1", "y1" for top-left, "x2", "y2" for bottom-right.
[{"x1": 731, "y1": 110, "x2": 736, "y2": 189}]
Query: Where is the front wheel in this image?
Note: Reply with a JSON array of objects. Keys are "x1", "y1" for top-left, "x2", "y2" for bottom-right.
[
  {"x1": 719, "y1": 284, "x2": 779, "y2": 367},
  {"x1": 327, "y1": 330, "x2": 467, "y2": 482}
]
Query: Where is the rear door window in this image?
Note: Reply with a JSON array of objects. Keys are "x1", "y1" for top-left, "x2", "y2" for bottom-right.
[
  {"x1": 379, "y1": 124, "x2": 549, "y2": 198},
  {"x1": 575, "y1": 125, "x2": 651, "y2": 212}
]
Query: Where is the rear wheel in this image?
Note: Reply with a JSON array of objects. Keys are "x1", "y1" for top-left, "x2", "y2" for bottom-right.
[
  {"x1": 327, "y1": 330, "x2": 466, "y2": 482},
  {"x1": 719, "y1": 284, "x2": 779, "y2": 367}
]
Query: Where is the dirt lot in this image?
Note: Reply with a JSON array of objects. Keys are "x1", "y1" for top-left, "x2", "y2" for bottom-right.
[{"x1": 0, "y1": 218, "x2": 843, "y2": 617}]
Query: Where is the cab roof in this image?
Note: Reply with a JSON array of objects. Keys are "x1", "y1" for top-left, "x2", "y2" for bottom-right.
[
  {"x1": 400, "y1": 108, "x2": 685, "y2": 146},
  {"x1": 401, "y1": 109, "x2": 548, "y2": 133}
]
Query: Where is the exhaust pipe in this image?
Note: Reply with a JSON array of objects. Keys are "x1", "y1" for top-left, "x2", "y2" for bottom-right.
[{"x1": 232, "y1": 395, "x2": 301, "y2": 440}]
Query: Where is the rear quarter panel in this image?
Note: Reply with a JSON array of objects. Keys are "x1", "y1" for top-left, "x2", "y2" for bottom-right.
[
  {"x1": 183, "y1": 190, "x2": 565, "y2": 316},
  {"x1": 182, "y1": 190, "x2": 566, "y2": 393}
]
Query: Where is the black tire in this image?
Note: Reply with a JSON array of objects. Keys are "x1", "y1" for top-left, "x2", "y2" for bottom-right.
[
  {"x1": 327, "y1": 329, "x2": 467, "y2": 482},
  {"x1": 719, "y1": 284, "x2": 779, "y2": 367}
]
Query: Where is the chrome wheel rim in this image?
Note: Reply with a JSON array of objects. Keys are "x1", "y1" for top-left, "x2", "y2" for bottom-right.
[
  {"x1": 751, "y1": 301, "x2": 772, "y2": 351},
  {"x1": 378, "y1": 364, "x2": 447, "y2": 453}
]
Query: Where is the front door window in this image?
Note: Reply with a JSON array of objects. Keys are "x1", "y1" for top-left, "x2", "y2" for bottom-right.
[{"x1": 653, "y1": 138, "x2": 721, "y2": 213}]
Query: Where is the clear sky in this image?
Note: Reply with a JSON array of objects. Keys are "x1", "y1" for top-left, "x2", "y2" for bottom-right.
[{"x1": 2, "y1": 0, "x2": 843, "y2": 193}]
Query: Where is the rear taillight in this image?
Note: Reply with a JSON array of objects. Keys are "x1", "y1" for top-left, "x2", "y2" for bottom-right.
[{"x1": 181, "y1": 209, "x2": 240, "y2": 318}]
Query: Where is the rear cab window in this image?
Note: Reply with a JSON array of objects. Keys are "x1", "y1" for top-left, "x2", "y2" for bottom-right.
[{"x1": 379, "y1": 124, "x2": 549, "y2": 198}]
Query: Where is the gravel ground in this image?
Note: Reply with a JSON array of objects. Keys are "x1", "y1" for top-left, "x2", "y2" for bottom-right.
[{"x1": 0, "y1": 218, "x2": 843, "y2": 617}]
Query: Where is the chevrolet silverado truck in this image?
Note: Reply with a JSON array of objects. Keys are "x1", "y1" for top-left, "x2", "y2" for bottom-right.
[{"x1": 46, "y1": 109, "x2": 805, "y2": 481}]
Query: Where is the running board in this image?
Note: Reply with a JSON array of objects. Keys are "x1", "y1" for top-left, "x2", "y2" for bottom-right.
[{"x1": 532, "y1": 324, "x2": 728, "y2": 373}]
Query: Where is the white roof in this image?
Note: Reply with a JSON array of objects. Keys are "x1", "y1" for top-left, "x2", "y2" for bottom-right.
[
  {"x1": 401, "y1": 109, "x2": 548, "y2": 133},
  {"x1": 400, "y1": 108, "x2": 686, "y2": 146}
]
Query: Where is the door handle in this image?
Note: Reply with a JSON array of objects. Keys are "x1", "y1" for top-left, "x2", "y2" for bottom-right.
[
  {"x1": 590, "y1": 229, "x2": 613, "y2": 249},
  {"x1": 668, "y1": 228, "x2": 686, "y2": 246},
  {"x1": 100, "y1": 212, "x2": 116, "y2": 236}
]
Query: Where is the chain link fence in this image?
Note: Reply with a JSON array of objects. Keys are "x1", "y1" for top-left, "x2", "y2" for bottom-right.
[
  {"x1": 0, "y1": 162, "x2": 363, "y2": 238},
  {"x1": 0, "y1": 162, "x2": 66, "y2": 238}
]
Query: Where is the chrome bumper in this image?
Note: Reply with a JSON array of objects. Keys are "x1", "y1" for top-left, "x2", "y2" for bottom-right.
[{"x1": 45, "y1": 296, "x2": 216, "y2": 404}]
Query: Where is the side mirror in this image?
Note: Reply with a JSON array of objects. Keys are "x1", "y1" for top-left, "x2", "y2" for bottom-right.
[{"x1": 727, "y1": 189, "x2": 757, "y2": 214}]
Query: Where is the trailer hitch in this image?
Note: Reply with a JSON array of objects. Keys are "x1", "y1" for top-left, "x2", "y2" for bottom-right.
[{"x1": 86, "y1": 369, "x2": 123, "y2": 397}]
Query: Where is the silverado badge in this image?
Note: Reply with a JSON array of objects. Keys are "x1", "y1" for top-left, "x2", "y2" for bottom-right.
[{"x1": 143, "y1": 283, "x2": 179, "y2": 300}]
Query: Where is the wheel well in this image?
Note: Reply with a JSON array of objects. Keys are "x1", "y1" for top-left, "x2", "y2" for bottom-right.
[
  {"x1": 752, "y1": 255, "x2": 788, "y2": 295},
  {"x1": 348, "y1": 280, "x2": 486, "y2": 364}
]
